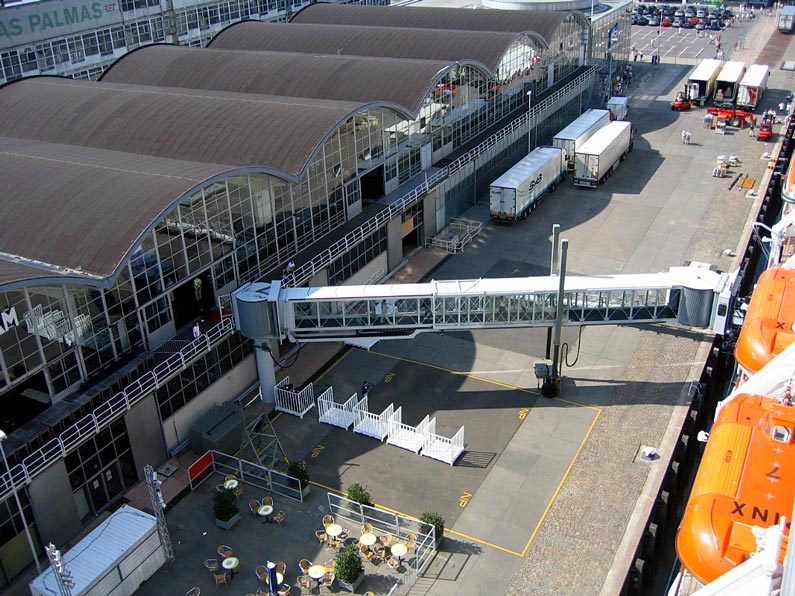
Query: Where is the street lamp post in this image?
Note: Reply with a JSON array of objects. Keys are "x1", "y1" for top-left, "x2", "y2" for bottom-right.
[
  {"x1": 527, "y1": 90, "x2": 533, "y2": 152},
  {"x1": 0, "y1": 430, "x2": 42, "y2": 575}
]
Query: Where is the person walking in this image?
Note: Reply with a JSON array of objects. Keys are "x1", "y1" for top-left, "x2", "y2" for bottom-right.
[
  {"x1": 682, "y1": 128, "x2": 688, "y2": 144},
  {"x1": 192, "y1": 320, "x2": 202, "y2": 339},
  {"x1": 193, "y1": 276, "x2": 202, "y2": 302},
  {"x1": 685, "y1": 130, "x2": 691, "y2": 145},
  {"x1": 360, "y1": 381, "x2": 371, "y2": 399}
]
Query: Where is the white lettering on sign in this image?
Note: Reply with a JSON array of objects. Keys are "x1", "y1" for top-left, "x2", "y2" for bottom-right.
[{"x1": 0, "y1": 306, "x2": 18, "y2": 335}]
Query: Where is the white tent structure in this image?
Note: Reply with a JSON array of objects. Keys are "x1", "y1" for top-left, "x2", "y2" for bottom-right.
[{"x1": 29, "y1": 505, "x2": 166, "y2": 596}]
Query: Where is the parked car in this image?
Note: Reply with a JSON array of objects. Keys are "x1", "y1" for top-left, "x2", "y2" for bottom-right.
[
  {"x1": 695, "y1": 21, "x2": 706, "y2": 30},
  {"x1": 662, "y1": 17, "x2": 672, "y2": 26},
  {"x1": 681, "y1": 20, "x2": 695, "y2": 29},
  {"x1": 648, "y1": 16, "x2": 660, "y2": 26},
  {"x1": 709, "y1": 19, "x2": 722, "y2": 30},
  {"x1": 636, "y1": 16, "x2": 649, "y2": 25}
]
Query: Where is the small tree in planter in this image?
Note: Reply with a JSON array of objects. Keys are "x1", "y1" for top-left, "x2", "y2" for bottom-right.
[
  {"x1": 420, "y1": 511, "x2": 445, "y2": 547},
  {"x1": 335, "y1": 544, "x2": 364, "y2": 592},
  {"x1": 287, "y1": 459, "x2": 310, "y2": 497},
  {"x1": 213, "y1": 489, "x2": 240, "y2": 530},
  {"x1": 346, "y1": 482, "x2": 373, "y2": 507}
]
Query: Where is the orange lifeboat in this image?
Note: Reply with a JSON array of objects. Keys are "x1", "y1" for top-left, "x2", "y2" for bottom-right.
[
  {"x1": 734, "y1": 267, "x2": 795, "y2": 380},
  {"x1": 675, "y1": 393, "x2": 794, "y2": 583}
]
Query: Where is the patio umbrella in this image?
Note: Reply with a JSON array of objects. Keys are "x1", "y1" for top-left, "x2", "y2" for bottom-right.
[{"x1": 267, "y1": 561, "x2": 278, "y2": 596}]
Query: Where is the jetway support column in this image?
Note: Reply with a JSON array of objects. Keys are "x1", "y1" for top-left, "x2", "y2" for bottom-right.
[
  {"x1": 254, "y1": 343, "x2": 276, "y2": 405},
  {"x1": 546, "y1": 238, "x2": 568, "y2": 397}
]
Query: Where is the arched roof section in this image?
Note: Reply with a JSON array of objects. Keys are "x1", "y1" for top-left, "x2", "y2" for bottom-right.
[
  {"x1": 291, "y1": 3, "x2": 574, "y2": 44},
  {"x1": 100, "y1": 44, "x2": 490, "y2": 114},
  {"x1": 209, "y1": 21, "x2": 540, "y2": 70},
  {"x1": 0, "y1": 77, "x2": 411, "y2": 180},
  {"x1": 0, "y1": 136, "x2": 233, "y2": 287}
]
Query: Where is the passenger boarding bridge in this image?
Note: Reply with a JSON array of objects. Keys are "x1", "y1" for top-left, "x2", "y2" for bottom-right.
[{"x1": 233, "y1": 263, "x2": 733, "y2": 401}]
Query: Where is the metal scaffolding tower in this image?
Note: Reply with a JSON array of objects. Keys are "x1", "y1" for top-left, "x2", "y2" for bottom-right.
[{"x1": 144, "y1": 464, "x2": 175, "y2": 562}]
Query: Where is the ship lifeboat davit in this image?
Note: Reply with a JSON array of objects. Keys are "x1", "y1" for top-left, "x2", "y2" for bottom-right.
[
  {"x1": 734, "y1": 267, "x2": 795, "y2": 375},
  {"x1": 675, "y1": 393, "x2": 793, "y2": 584}
]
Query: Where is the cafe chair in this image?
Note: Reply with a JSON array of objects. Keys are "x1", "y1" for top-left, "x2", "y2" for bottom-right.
[
  {"x1": 298, "y1": 575, "x2": 313, "y2": 589},
  {"x1": 224, "y1": 474, "x2": 235, "y2": 481},
  {"x1": 262, "y1": 495, "x2": 274, "y2": 506},
  {"x1": 364, "y1": 592, "x2": 376, "y2": 596},
  {"x1": 273, "y1": 510, "x2": 286, "y2": 527},
  {"x1": 204, "y1": 558, "x2": 219, "y2": 573},
  {"x1": 233, "y1": 484, "x2": 244, "y2": 497},
  {"x1": 373, "y1": 545, "x2": 387, "y2": 564},
  {"x1": 406, "y1": 533, "x2": 417, "y2": 553},
  {"x1": 361, "y1": 521, "x2": 373, "y2": 534},
  {"x1": 328, "y1": 535, "x2": 341, "y2": 549},
  {"x1": 322, "y1": 514, "x2": 334, "y2": 528},
  {"x1": 277, "y1": 584, "x2": 291, "y2": 596},
  {"x1": 320, "y1": 572, "x2": 335, "y2": 590},
  {"x1": 359, "y1": 544, "x2": 374, "y2": 563},
  {"x1": 215, "y1": 484, "x2": 226, "y2": 493},
  {"x1": 255, "y1": 565, "x2": 267, "y2": 587},
  {"x1": 214, "y1": 572, "x2": 228, "y2": 589},
  {"x1": 217, "y1": 545, "x2": 234, "y2": 559},
  {"x1": 324, "y1": 559, "x2": 336, "y2": 573},
  {"x1": 276, "y1": 560, "x2": 286, "y2": 575},
  {"x1": 186, "y1": 588, "x2": 201, "y2": 596},
  {"x1": 315, "y1": 529, "x2": 328, "y2": 546},
  {"x1": 248, "y1": 499, "x2": 261, "y2": 516},
  {"x1": 380, "y1": 533, "x2": 393, "y2": 548},
  {"x1": 386, "y1": 555, "x2": 400, "y2": 571},
  {"x1": 298, "y1": 559, "x2": 312, "y2": 575}
]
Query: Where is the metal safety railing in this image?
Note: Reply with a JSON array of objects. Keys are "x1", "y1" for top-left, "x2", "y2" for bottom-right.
[
  {"x1": 0, "y1": 317, "x2": 235, "y2": 501},
  {"x1": 288, "y1": 67, "x2": 598, "y2": 287}
]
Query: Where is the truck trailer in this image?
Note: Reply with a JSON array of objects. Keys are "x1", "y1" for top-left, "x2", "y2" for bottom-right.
[
  {"x1": 685, "y1": 59, "x2": 724, "y2": 106},
  {"x1": 736, "y1": 64, "x2": 769, "y2": 111},
  {"x1": 552, "y1": 109, "x2": 611, "y2": 171},
  {"x1": 713, "y1": 61, "x2": 746, "y2": 108},
  {"x1": 607, "y1": 96, "x2": 629, "y2": 121},
  {"x1": 489, "y1": 146, "x2": 566, "y2": 220},
  {"x1": 572, "y1": 121, "x2": 633, "y2": 188}
]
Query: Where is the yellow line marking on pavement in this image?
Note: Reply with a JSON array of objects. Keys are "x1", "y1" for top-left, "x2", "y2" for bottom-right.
[
  {"x1": 306, "y1": 348, "x2": 603, "y2": 556},
  {"x1": 518, "y1": 405, "x2": 602, "y2": 557}
]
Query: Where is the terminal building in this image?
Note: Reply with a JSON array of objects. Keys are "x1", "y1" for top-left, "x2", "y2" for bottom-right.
[{"x1": 0, "y1": 1, "x2": 629, "y2": 590}]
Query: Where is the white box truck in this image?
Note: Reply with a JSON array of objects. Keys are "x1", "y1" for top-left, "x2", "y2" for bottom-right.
[
  {"x1": 573, "y1": 121, "x2": 633, "y2": 188},
  {"x1": 685, "y1": 59, "x2": 723, "y2": 106},
  {"x1": 552, "y1": 108, "x2": 611, "y2": 171},
  {"x1": 607, "y1": 96, "x2": 629, "y2": 121},
  {"x1": 713, "y1": 61, "x2": 746, "y2": 108},
  {"x1": 490, "y1": 146, "x2": 566, "y2": 221},
  {"x1": 736, "y1": 64, "x2": 769, "y2": 111}
]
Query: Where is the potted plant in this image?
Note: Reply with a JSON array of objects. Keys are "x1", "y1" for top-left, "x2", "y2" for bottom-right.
[
  {"x1": 287, "y1": 459, "x2": 310, "y2": 498},
  {"x1": 347, "y1": 482, "x2": 373, "y2": 507},
  {"x1": 213, "y1": 488, "x2": 241, "y2": 530},
  {"x1": 334, "y1": 544, "x2": 364, "y2": 592},
  {"x1": 420, "y1": 511, "x2": 445, "y2": 547}
]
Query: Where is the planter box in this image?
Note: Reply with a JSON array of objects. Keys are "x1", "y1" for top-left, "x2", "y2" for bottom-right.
[
  {"x1": 337, "y1": 574, "x2": 363, "y2": 593},
  {"x1": 215, "y1": 513, "x2": 241, "y2": 530}
]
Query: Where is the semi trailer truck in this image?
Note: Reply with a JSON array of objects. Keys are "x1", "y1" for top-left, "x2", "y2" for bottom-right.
[
  {"x1": 489, "y1": 146, "x2": 566, "y2": 220},
  {"x1": 572, "y1": 121, "x2": 633, "y2": 188},
  {"x1": 552, "y1": 109, "x2": 611, "y2": 171}
]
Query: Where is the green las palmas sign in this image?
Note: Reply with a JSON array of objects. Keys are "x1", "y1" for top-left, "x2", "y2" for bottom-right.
[{"x1": 0, "y1": 0, "x2": 122, "y2": 49}]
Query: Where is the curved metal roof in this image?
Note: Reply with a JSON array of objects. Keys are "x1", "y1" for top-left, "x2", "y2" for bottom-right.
[
  {"x1": 0, "y1": 77, "x2": 407, "y2": 180},
  {"x1": 209, "y1": 21, "x2": 536, "y2": 70},
  {"x1": 100, "y1": 44, "x2": 479, "y2": 114},
  {"x1": 291, "y1": 3, "x2": 572, "y2": 43},
  {"x1": 0, "y1": 136, "x2": 232, "y2": 285}
]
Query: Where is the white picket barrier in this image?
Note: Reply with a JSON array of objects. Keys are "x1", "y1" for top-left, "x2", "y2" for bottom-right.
[
  {"x1": 422, "y1": 425, "x2": 465, "y2": 465},
  {"x1": 275, "y1": 376, "x2": 315, "y2": 419},
  {"x1": 387, "y1": 407, "x2": 431, "y2": 454},
  {"x1": 353, "y1": 397, "x2": 394, "y2": 441},
  {"x1": 317, "y1": 388, "x2": 357, "y2": 430}
]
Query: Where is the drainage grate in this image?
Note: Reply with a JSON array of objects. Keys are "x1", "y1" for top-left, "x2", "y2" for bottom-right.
[{"x1": 455, "y1": 451, "x2": 496, "y2": 468}]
